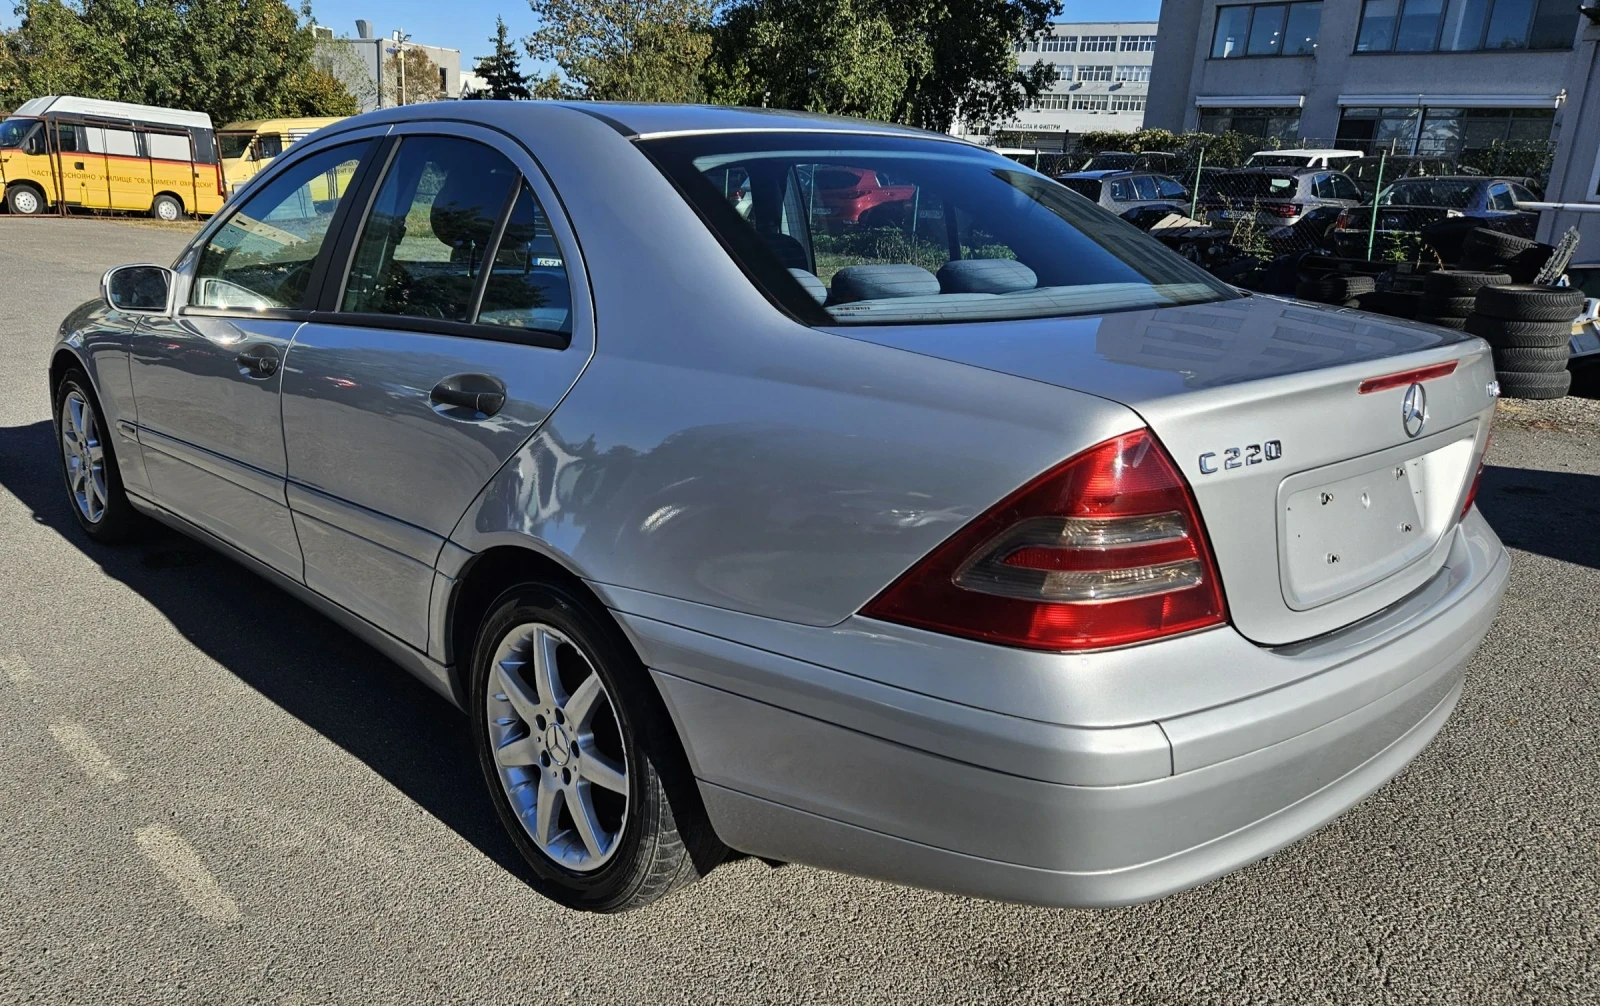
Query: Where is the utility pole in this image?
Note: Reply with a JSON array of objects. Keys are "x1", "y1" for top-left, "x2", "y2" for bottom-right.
[{"x1": 389, "y1": 30, "x2": 411, "y2": 106}]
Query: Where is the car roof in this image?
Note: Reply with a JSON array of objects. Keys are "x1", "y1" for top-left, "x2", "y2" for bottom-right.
[
  {"x1": 1224, "y1": 166, "x2": 1319, "y2": 175},
  {"x1": 1254, "y1": 148, "x2": 1361, "y2": 157},
  {"x1": 537, "y1": 102, "x2": 949, "y2": 141},
  {"x1": 1060, "y1": 170, "x2": 1126, "y2": 179}
]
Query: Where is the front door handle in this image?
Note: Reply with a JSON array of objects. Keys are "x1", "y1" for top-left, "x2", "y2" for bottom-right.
[
  {"x1": 430, "y1": 373, "x2": 507, "y2": 418},
  {"x1": 236, "y1": 343, "x2": 281, "y2": 379}
]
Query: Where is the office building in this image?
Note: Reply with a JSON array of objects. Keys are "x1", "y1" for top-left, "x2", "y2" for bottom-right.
[{"x1": 315, "y1": 19, "x2": 463, "y2": 113}]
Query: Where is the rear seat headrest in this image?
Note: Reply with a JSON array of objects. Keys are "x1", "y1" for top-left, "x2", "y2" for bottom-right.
[
  {"x1": 788, "y1": 268, "x2": 828, "y2": 304},
  {"x1": 936, "y1": 258, "x2": 1038, "y2": 294},
  {"x1": 828, "y1": 264, "x2": 940, "y2": 305}
]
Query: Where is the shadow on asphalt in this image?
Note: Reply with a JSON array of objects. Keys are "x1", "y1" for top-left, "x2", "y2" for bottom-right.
[
  {"x1": 0, "y1": 419, "x2": 538, "y2": 886},
  {"x1": 1476, "y1": 463, "x2": 1600, "y2": 569}
]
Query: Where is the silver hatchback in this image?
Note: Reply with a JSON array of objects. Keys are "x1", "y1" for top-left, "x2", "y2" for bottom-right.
[{"x1": 50, "y1": 103, "x2": 1508, "y2": 912}]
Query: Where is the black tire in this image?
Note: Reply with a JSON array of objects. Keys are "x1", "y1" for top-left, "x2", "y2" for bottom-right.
[
  {"x1": 469, "y1": 580, "x2": 724, "y2": 913},
  {"x1": 1497, "y1": 369, "x2": 1571, "y2": 400},
  {"x1": 1474, "y1": 284, "x2": 1586, "y2": 322},
  {"x1": 1464, "y1": 313, "x2": 1571, "y2": 348},
  {"x1": 1418, "y1": 294, "x2": 1478, "y2": 319},
  {"x1": 1318, "y1": 274, "x2": 1375, "y2": 301},
  {"x1": 6, "y1": 184, "x2": 46, "y2": 216},
  {"x1": 1492, "y1": 346, "x2": 1570, "y2": 373},
  {"x1": 52, "y1": 368, "x2": 142, "y2": 543},
  {"x1": 1462, "y1": 227, "x2": 1535, "y2": 263},
  {"x1": 1423, "y1": 269, "x2": 1511, "y2": 297},
  {"x1": 1417, "y1": 315, "x2": 1468, "y2": 330},
  {"x1": 1354, "y1": 291, "x2": 1421, "y2": 319},
  {"x1": 150, "y1": 194, "x2": 184, "y2": 222}
]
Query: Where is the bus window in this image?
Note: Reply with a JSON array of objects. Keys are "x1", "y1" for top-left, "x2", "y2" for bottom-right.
[
  {"x1": 147, "y1": 131, "x2": 192, "y2": 162},
  {"x1": 256, "y1": 134, "x2": 284, "y2": 160}
]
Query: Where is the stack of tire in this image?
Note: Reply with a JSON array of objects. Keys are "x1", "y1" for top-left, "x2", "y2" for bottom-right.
[
  {"x1": 1294, "y1": 273, "x2": 1374, "y2": 307},
  {"x1": 1416, "y1": 269, "x2": 1511, "y2": 330},
  {"x1": 1466, "y1": 284, "x2": 1585, "y2": 400},
  {"x1": 1460, "y1": 227, "x2": 1551, "y2": 283}
]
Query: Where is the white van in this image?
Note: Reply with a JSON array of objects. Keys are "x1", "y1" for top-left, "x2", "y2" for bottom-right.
[{"x1": 1245, "y1": 148, "x2": 1364, "y2": 170}]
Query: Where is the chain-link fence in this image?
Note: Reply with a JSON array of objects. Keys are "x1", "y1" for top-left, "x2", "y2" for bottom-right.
[{"x1": 1002, "y1": 132, "x2": 1560, "y2": 295}]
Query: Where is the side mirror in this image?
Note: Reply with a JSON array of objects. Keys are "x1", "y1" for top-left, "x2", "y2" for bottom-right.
[{"x1": 103, "y1": 264, "x2": 175, "y2": 315}]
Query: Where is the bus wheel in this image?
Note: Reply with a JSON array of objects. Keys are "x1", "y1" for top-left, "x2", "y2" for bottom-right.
[
  {"x1": 151, "y1": 194, "x2": 184, "y2": 222},
  {"x1": 6, "y1": 186, "x2": 45, "y2": 216}
]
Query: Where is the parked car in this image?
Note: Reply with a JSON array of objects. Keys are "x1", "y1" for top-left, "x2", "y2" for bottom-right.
[
  {"x1": 1078, "y1": 150, "x2": 1186, "y2": 174},
  {"x1": 1202, "y1": 167, "x2": 1364, "y2": 228},
  {"x1": 1244, "y1": 148, "x2": 1364, "y2": 171},
  {"x1": 1564, "y1": 262, "x2": 1600, "y2": 362},
  {"x1": 1057, "y1": 170, "x2": 1190, "y2": 216},
  {"x1": 1344, "y1": 156, "x2": 1459, "y2": 198},
  {"x1": 55, "y1": 103, "x2": 1508, "y2": 914},
  {"x1": 808, "y1": 164, "x2": 915, "y2": 225},
  {"x1": 1332, "y1": 176, "x2": 1540, "y2": 257}
]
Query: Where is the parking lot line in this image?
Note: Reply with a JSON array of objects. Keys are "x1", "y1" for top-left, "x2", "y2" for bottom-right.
[
  {"x1": 0, "y1": 653, "x2": 36, "y2": 684},
  {"x1": 46, "y1": 720, "x2": 127, "y2": 782},
  {"x1": 134, "y1": 824, "x2": 241, "y2": 926}
]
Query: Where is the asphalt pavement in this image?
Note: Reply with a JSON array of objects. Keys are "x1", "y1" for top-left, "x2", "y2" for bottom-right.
[{"x1": 0, "y1": 217, "x2": 1595, "y2": 1005}]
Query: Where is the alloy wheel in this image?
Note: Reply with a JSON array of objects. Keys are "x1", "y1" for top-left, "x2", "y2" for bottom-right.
[
  {"x1": 60, "y1": 390, "x2": 107, "y2": 524},
  {"x1": 485, "y1": 622, "x2": 630, "y2": 873}
]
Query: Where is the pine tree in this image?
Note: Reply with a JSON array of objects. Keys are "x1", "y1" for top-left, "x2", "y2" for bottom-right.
[{"x1": 472, "y1": 16, "x2": 531, "y2": 100}]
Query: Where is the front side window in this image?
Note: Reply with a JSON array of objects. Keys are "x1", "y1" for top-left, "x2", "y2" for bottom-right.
[
  {"x1": 642, "y1": 132, "x2": 1234, "y2": 326},
  {"x1": 0, "y1": 117, "x2": 41, "y2": 150},
  {"x1": 191, "y1": 141, "x2": 373, "y2": 311},
  {"x1": 1487, "y1": 184, "x2": 1516, "y2": 210},
  {"x1": 257, "y1": 134, "x2": 285, "y2": 160},
  {"x1": 218, "y1": 132, "x2": 251, "y2": 160},
  {"x1": 1156, "y1": 176, "x2": 1188, "y2": 199},
  {"x1": 1379, "y1": 179, "x2": 1477, "y2": 207},
  {"x1": 342, "y1": 136, "x2": 521, "y2": 322}
]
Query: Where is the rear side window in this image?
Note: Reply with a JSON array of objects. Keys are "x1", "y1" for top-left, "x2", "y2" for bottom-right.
[
  {"x1": 191, "y1": 141, "x2": 372, "y2": 311},
  {"x1": 477, "y1": 183, "x2": 573, "y2": 335},
  {"x1": 641, "y1": 132, "x2": 1234, "y2": 326},
  {"x1": 342, "y1": 136, "x2": 521, "y2": 322},
  {"x1": 1109, "y1": 178, "x2": 1134, "y2": 201},
  {"x1": 146, "y1": 131, "x2": 192, "y2": 162}
]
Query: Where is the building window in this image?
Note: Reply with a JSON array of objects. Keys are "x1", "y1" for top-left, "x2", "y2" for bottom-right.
[
  {"x1": 1212, "y1": 2, "x2": 1322, "y2": 58},
  {"x1": 1336, "y1": 104, "x2": 1555, "y2": 154},
  {"x1": 1027, "y1": 94, "x2": 1075, "y2": 110},
  {"x1": 1111, "y1": 94, "x2": 1147, "y2": 112},
  {"x1": 1071, "y1": 94, "x2": 1111, "y2": 111},
  {"x1": 1196, "y1": 106, "x2": 1302, "y2": 140},
  {"x1": 1355, "y1": 0, "x2": 1577, "y2": 53},
  {"x1": 1041, "y1": 37, "x2": 1075, "y2": 52},
  {"x1": 1114, "y1": 64, "x2": 1152, "y2": 81},
  {"x1": 1119, "y1": 34, "x2": 1157, "y2": 51},
  {"x1": 1077, "y1": 65, "x2": 1114, "y2": 82},
  {"x1": 1080, "y1": 35, "x2": 1117, "y2": 51}
]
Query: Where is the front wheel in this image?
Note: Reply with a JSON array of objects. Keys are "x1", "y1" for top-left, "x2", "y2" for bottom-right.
[
  {"x1": 6, "y1": 185, "x2": 45, "y2": 216},
  {"x1": 54, "y1": 369, "x2": 142, "y2": 543},
  {"x1": 470, "y1": 581, "x2": 722, "y2": 912}
]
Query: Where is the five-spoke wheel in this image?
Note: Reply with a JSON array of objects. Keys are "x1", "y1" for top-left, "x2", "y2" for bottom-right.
[{"x1": 59, "y1": 389, "x2": 108, "y2": 525}]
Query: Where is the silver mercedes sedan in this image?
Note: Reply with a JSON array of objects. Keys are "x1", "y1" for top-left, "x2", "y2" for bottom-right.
[{"x1": 49, "y1": 103, "x2": 1508, "y2": 913}]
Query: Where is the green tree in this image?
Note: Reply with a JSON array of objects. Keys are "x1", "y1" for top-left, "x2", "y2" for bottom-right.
[
  {"x1": 384, "y1": 39, "x2": 444, "y2": 106},
  {"x1": 524, "y1": 0, "x2": 713, "y2": 102},
  {"x1": 0, "y1": 0, "x2": 357, "y2": 121},
  {"x1": 706, "y1": 0, "x2": 1060, "y2": 132},
  {"x1": 471, "y1": 16, "x2": 531, "y2": 99}
]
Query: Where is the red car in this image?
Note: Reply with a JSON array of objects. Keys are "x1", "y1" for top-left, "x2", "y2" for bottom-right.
[{"x1": 812, "y1": 165, "x2": 917, "y2": 224}]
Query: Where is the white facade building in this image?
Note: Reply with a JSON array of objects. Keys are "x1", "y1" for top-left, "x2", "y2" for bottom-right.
[{"x1": 951, "y1": 21, "x2": 1159, "y2": 151}]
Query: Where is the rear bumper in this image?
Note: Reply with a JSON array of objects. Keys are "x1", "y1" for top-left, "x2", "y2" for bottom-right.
[{"x1": 624, "y1": 511, "x2": 1509, "y2": 907}]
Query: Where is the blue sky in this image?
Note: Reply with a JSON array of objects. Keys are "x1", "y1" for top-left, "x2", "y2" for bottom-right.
[
  {"x1": 301, "y1": 0, "x2": 1163, "y2": 71},
  {"x1": 2, "y1": 1, "x2": 1165, "y2": 74}
]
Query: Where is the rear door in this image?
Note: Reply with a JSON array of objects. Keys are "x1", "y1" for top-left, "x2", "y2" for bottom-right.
[
  {"x1": 131, "y1": 136, "x2": 380, "y2": 576},
  {"x1": 280, "y1": 124, "x2": 592, "y2": 649}
]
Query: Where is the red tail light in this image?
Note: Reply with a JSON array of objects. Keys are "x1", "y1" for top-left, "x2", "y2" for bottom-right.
[
  {"x1": 1461, "y1": 431, "x2": 1492, "y2": 519},
  {"x1": 861, "y1": 430, "x2": 1227, "y2": 651},
  {"x1": 1335, "y1": 210, "x2": 1350, "y2": 230},
  {"x1": 1269, "y1": 202, "x2": 1300, "y2": 217}
]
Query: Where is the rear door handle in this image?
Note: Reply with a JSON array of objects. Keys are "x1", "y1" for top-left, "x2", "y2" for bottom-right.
[
  {"x1": 430, "y1": 374, "x2": 507, "y2": 418},
  {"x1": 236, "y1": 343, "x2": 281, "y2": 379}
]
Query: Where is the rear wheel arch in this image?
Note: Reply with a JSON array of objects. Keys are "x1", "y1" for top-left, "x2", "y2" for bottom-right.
[{"x1": 151, "y1": 192, "x2": 185, "y2": 220}]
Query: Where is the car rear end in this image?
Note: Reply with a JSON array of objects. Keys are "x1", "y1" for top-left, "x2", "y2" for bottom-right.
[
  {"x1": 1208, "y1": 170, "x2": 1310, "y2": 226},
  {"x1": 619, "y1": 121, "x2": 1509, "y2": 907}
]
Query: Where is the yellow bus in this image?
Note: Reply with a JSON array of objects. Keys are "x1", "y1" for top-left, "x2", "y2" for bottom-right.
[
  {"x1": 218, "y1": 117, "x2": 346, "y2": 196},
  {"x1": 0, "y1": 95, "x2": 226, "y2": 220}
]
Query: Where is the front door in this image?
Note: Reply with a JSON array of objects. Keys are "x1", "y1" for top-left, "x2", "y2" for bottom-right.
[
  {"x1": 280, "y1": 129, "x2": 590, "y2": 649},
  {"x1": 130, "y1": 139, "x2": 377, "y2": 577}
]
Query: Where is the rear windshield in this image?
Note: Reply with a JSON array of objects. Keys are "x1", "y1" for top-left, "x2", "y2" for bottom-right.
[
  {"x1": 642, "y1": 133, "x2": 1234, "y2": 326},
  {"x1": 1225, "y1": 173, "x2": 1298, "y2": 198},
  {"x1": 1057, "y1": 177, "x2": 1102, "y2": 199},
  {"x1": 1379, "y1": 179, "x2": 1477, "y2": 208}
]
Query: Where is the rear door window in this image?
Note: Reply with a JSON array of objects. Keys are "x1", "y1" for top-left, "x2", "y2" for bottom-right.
[
  {"x1": 190, "y1": 141, "x2": 373, "y2": 311},
  {"x1": 1132, "y1": 175, "x2": 1158, "y2": 200},
  {"x1": 1109, "y1": 178, "x2": 1134, "y2": 201},
  {"x1": 341, "y1": 136, "x2": 522, "y2": 322}
]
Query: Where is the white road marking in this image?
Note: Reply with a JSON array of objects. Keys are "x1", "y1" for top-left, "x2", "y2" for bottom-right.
[
  {"x1": 0, "y1": 653, "x2": 36, "y2": 684},
  {"x1": 134, "y1": 824, "x2": 241, "y2": 926},
  {"x1": 46, "y1": 720, "x2": 126, "y2": 782}
]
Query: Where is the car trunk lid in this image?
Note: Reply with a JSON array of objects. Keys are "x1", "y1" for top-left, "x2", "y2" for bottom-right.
[{"x1": 827, "y1": 294, "x2": 1498, "y2": 645}]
